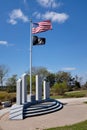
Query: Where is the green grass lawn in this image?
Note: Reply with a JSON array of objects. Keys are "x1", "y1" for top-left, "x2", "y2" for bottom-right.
[
  {"x1": 50, "y1": 90, "x2": 87, "y2": 99},
  {"x1": 64, "y1": 90, "x2": 87, "y2": 98},
  {"x1": 44, "y1": 120, "x2": 87, "y2": 130}
]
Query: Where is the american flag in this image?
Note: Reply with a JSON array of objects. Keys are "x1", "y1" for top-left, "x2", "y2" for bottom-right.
[{"x1": 32, "y1": 20, "x2": 52, "y2": 34}]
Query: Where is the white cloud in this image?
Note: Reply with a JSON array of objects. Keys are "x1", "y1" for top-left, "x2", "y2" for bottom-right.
[
  {"x1": 37, "y1": 0, "x2": 60, "y2": 8},
  {"x1": 33, "y1": 12, "x2": 41, "y2": 19},
  {"x1": 8, "y1": 9, "x2": 29, "y2": 25},
  {"x1": 0, "y1": 41, "x2": 15, "y2": 46},
  {"x1": 61, "y1": 67, "x2": 76, "y2": 71},
  {"x1": 33, "y1": 11, "x2": 69, "y2": 23},
  {"x1": 0, "y1": 41, "x2": 8, "y2": 45},
  {"x1": 43, "y1": 12, "x2": 69, "y2": 23}
]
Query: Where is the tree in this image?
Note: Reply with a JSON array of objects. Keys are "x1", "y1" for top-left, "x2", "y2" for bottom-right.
[
  {"x1": 29, "y1": 66, "x2": 49, "y2": 79},
  {"x1": 73, "y1": 75, "x2": 81, "y2": 90},
  {"x1": 55, "y1": 71, "x2": 72, "y2": 84},
  {"x1": 0, "y1": 65, "x2": 9, "y2": 86},
  {"x1": 68, "y1": 75, "x2": 81, "y2": 90},
  {"x1": 6, "y1": 75, "x2": 17, "y2": 92},
  {"x1": 83, "y1": 82, "x2": 87, "y2": 89},
  {"x1": 46, "y1": 73, "x2": 55, "y2": 87},
  {"x1": 52, "y1": 82, "x2": 67, "y2": 95},
  {"x1": 55, "y1": 71, "x2": 78, "y2": 91}
]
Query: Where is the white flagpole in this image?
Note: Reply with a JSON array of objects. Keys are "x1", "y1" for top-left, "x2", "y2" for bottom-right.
[{"x1": 30, "y1": 19, "x2": 32, "y2": 96}]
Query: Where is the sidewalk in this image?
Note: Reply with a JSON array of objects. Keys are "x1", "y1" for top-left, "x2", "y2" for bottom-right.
[
  {"x1": 0, "y1": 108, "x2": 10, "y2": 117},
  {"x1": 58, "y1": 97, "x2": 87, "y2": 104},
  {"x1": 0, "y1": 97, "x2": 87, "y2": 117},
  {"x1": 0, "y1": 97, "x2": 87, "y2": 130}
]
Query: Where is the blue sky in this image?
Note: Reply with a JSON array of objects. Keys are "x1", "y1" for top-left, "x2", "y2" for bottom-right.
[{"x1": 0, "y1": 0, "x2": 87, "y2": 83}]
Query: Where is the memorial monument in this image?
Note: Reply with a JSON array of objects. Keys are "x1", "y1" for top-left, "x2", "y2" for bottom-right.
[{"x1": 10, "y1": 20, "x2": 63, "y2": 119}]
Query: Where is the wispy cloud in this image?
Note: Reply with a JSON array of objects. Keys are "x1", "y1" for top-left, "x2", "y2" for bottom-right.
[
  {"x1": 0, "y1": 41, "x2": 8, "y2": 46},
  {"x1": 61, "y1": 67, "x2": 76, "y2": 71},
  {"x1": 8, "y1": 9, "x2": 29, "y2": 25},
  {"x1": 33, "y1": 11, "x2": 69, "y2": 23},
  {"x1": 0, "y1": 41, "x2": 14, "y2": 46},
  {"x1": 23, "y1": 0, "x2": 29, "y2": 9},
  {"x1": 37, "y1": 0, "x2": 61, "y2": 8},
  {"x1": 24, "y1": 0, "x2": 27, "y2": 4}
]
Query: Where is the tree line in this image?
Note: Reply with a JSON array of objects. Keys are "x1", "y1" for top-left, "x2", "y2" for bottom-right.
[{"x1": 0, "y1": 65, "x2": 87, "y2": 95}]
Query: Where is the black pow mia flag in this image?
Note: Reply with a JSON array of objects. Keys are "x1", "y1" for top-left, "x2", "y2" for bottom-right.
[{"x1": 33, "y1": 36, "x2": 46, "y2": 46}]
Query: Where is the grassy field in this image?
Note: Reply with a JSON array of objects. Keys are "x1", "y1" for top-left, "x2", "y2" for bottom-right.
[
  {"x1": 0, "y1": 91, "x2": 16, "y2": 109},
  {"x1": 50, "y1": 90, "x2": 87, "y2": 99},
  {"x1": 44, "y1": 120, "x2": 87, "y2": 130},
  {"x1": 0, "y1": 91, "x2": 16, "y2": 102},
  {"x1": 64, "y1": 90, "x2": 87, "y2": 98},
  {"x1": 0, "y1": 90, "x2": 87, "y2": 102}
]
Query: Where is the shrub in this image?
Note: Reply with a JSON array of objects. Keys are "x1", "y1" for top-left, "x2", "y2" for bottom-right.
[{"x1": 52, "y1": 82, "x2": 68, "y2": 95}]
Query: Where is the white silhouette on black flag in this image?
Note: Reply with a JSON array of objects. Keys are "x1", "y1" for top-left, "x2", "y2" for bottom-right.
[{"x1": 33, "y1": 36, "x2": 46, "y2": 46}]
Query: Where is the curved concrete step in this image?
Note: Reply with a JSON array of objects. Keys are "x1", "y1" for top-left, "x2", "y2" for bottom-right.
[
  {"x1": 23, "y1": 100, "x2": 63, "y2": 118},
  {"x1": 24, "y1": 103, "x2": 63, "y2": 118},
  {"x1": 23, "y1": 101, "x2": 57, "y2": 111},
  {"x1": 24, "y1": 102, "x2": 60, "y2": 114}
]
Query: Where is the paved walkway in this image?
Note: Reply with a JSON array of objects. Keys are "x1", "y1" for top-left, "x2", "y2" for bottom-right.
[
  {"x1": 0, "y1": 97, "x2": 87, "y2": 130},
  {"x1": 0, "y1": 108, "x2": 10, "y2": 117}
]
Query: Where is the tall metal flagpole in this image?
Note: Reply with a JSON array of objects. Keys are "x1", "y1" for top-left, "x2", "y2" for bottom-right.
[{"x1": 30, "y1": 19, "x2": 32, "y2": 97}]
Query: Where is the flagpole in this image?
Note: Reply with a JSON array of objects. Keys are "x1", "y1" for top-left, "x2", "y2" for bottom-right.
[{"x1": 30, "y1": 19, "x2": 32, "y2": 97}]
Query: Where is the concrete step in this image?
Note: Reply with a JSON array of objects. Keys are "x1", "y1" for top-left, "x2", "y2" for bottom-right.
[
  {"x1": 24, "y1": 103, "x2": 63, "y2": 118},
  {"x1": 23, "y1": 101, "x2": 57, "y2": 111},
  {"x1": 23, "y1": 100, "x2": 63, "y2": 118},
  {"x1": 24, "y1": 102, "x2": 60, "y2": 114}
]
